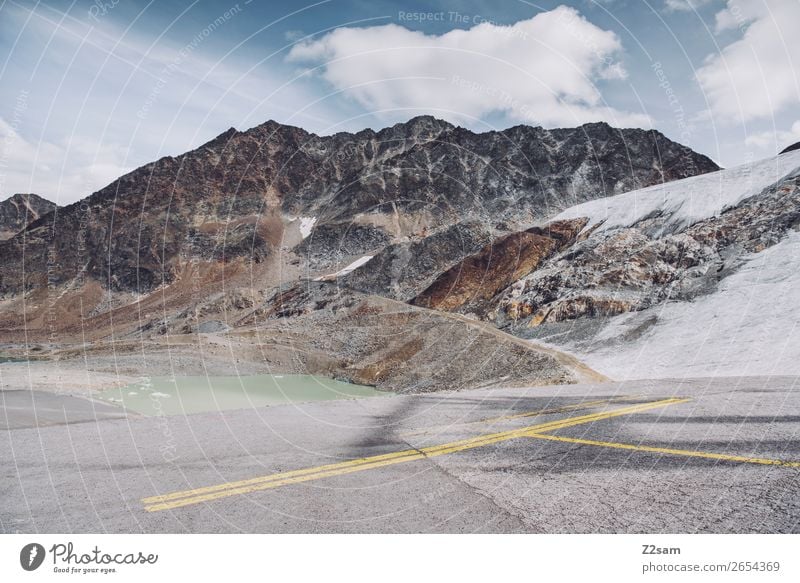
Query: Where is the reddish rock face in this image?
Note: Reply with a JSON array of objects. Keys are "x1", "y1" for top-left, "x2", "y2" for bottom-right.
[{"x1": 412, "y1": 218, "x2": 588, "y2": 312}]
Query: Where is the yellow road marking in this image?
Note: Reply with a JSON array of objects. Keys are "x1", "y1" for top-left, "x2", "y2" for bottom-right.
[
  {"x1": 527, "y1": 434, "x2": 800, "y2": 468},
  {"x1": 400, "y1": 397, "x2": 637, "y2": 437},
  {"x1": 145, "y1": 397, "x2": 684, "y2": 506},
  {"x1": 143, "y1": 397, "x2": 687, "y2": 512}
]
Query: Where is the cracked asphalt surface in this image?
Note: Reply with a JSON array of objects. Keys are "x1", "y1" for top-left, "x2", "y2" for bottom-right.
[{"x1": 2, "y1": 376, "x2": 799, "y2": 533}]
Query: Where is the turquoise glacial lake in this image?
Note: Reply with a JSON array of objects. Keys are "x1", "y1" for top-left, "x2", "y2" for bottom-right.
[{"x1": 98, "y1": 374, "x2": 387, "y2": 416}]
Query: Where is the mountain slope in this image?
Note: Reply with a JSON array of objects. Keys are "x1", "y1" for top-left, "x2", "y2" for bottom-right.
[
  {"x1": 0, "y1": 117, "x2": 716, "y2": 298},
  {"x1": 229, "y1": 281, "x2": 600, "y2": 392},
  {"x1": 472, "y1": 149, "x2": 800, "y2": 379}
]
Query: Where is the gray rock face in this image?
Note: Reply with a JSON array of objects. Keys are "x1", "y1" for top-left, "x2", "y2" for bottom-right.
[
  {"x1": 294, "y1": 222, "x2": 390, "y2": 270},
  {"x1": 0, "y1": 193, "x2": 57, "y2": 240},
  {"x1": 0, "y1": 116, "x2": 717, "y2": 295},
  {"x1": 344, "y1": 221, "x2": 495, "y2": 301}
]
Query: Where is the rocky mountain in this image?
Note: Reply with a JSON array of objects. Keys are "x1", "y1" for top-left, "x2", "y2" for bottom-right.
[
  {"x1": 0, "y1": 193, "x2": 57, "y2": 240},
  {"x1": 0, "y1": 116, "x2": 716, "y2": 297}
]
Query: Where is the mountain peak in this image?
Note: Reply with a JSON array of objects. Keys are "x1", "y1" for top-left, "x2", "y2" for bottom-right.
[
  {"x1": 377, "y1": 115, "x2": 454, "y2": 141},
  {"x1": 5, "y1": 192, "x2": 55, "y2": 205},
  {"x1": 578, "y1": 121, "x2": 615, "y2": 136},
  {"x1": 0, "y1": 192, "x2": 58, "y2": 240},
  {"x1": 403, "y1": 115, "x2": 455, "y2": 133},
  {"x1": 405, "y1": 114, "x2": 452, "y2": 127}
]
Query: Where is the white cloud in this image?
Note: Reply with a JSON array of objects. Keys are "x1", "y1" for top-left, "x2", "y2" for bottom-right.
[
  {"x1": 0, "y1": 117, "x2": 131, "y2": 205},
  {"x1": 0, "y1": 3, "x2": 342, "y2": 203},
  {"x1": 663, "y1": 0, "x2": 715, "y2": 12},
  {"x1": 744, "y1": 120, "x2": 800, "y2": 153},
  {"x1": 287, "y1": 6, "x2": 650, "y2": 128},
  {"x1": 696, "y1": 0, "x2": 800, "y2": 123}
]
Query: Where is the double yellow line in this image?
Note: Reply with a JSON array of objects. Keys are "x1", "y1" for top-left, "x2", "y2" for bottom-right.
[{"x1": 142, "y1": 397, "x2": 687, "y2": 512}]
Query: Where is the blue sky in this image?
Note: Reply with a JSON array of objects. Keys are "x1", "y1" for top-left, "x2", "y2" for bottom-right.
[{"x1": 0, "y1": 0, "x2": 798, "y2": 204}]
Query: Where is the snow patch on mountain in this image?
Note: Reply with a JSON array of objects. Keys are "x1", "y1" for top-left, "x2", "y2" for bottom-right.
[
  {"x1": 314, "y1": 255, "x2": 374, "y2": 281},
  {"x1": 299, "y1": 217, "x2": 317, "y2": 239},
  {"x1": 556, "y1": 149, "x2": 800, "y2": 234}
]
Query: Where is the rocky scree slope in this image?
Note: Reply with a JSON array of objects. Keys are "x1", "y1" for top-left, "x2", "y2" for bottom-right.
[{"x1": 228, "y1": 281, "x2": 594, "y2": 392}]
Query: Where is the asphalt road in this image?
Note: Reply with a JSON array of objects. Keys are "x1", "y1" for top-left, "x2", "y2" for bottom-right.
[
  {"x1": 2, "y1": 376, "x2": 799, "y2": 533},
  {"x1": 0, "y1": 390, "x2": 128, "y2": 430}
]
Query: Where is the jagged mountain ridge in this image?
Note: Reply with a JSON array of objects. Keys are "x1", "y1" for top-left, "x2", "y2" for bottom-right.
[
  {"x1": 0, "y1": 193, "x2": 57, "y2": 241},
  {"x1": 0, "y1": 116, "x2": 716, "y2": 296}
]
